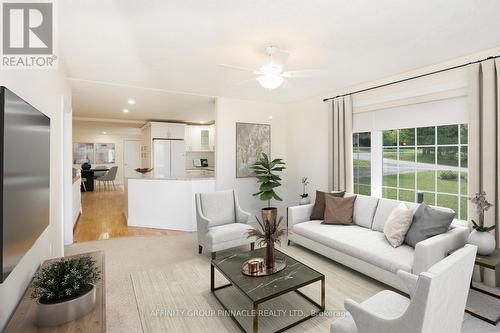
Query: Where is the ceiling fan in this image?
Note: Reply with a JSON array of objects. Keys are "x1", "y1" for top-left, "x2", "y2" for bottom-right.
[{"x1": 219, "y1": 46, "x2": 328, "y2": 90}]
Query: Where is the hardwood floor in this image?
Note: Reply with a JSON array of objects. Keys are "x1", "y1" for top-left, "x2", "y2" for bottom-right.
[{"x1": 73, "y1": 186, "x2": 186, "y2": 243}]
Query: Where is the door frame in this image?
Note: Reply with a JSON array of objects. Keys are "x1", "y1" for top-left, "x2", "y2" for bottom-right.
[{"x1": 122, "y1": 138, "x2": 142, "y2": 180}]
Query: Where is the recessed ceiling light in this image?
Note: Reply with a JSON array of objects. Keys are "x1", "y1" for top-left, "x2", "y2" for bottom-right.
[
  {"x1": 123, "y1": 109, "x2": 129, "y2": 113},
  {"x1": 128, "y1": 99, "x2": 135, "y2": 105},
  {"x1": 102, "y1": 131, "x2": 107, "y2": 135},
  {"x1": 268, "y1": 115, "x2": 273, "y2": 120}
]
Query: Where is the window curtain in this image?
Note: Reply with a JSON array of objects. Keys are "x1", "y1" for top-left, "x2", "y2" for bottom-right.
[
  {"x1": 468, "y1": 58, "x2": 500, "y2": 243},
  {"x1": 329, "y1": 96, "x2": 353, "y2": 192}
]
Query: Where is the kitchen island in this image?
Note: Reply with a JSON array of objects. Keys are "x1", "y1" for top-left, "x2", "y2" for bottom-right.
[{"x1": 125, "y1": 174, "x2": 215, "y2": 231}]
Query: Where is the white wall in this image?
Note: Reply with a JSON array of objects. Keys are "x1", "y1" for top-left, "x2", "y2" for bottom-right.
[
  {"x1": 72, "y1": 125, "x2": 142, "y2": 185},
  {"x1": 0, "y1": 67, "x2": 71, "y2": 330},
  {"x1": 215, "y1": 97, "x2": 288, "y2": 219},
  {"x1": 286, "y1": 96, "x2": 331, "y2": 206}
]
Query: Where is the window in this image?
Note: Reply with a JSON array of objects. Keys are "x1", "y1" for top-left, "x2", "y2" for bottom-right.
[
  {"x1": 381, "y1": 124, "x2": 468, "y2": 220},
  {"x1": 352, "y1": 132, "x2": 371, "y2": 195}
]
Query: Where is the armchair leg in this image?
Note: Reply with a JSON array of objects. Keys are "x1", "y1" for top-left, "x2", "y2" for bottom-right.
[
  {"x1": 198, "y1": 245, "x2": 203, "y2": 254},
  {"x1": 211, "y1": 252, "x2": 216, "y2": 260},
  {"x1": 250, "y1": 242, "x2": 255, "y2": 251}
]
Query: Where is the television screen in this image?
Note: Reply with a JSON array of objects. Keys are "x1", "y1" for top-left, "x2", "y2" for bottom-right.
[{"x1": 0, "y1": 87, "x2": 50, "y2": 282}]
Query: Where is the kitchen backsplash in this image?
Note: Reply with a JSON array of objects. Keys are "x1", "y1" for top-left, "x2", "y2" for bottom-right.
[{"x1": 185, "y1": 151, "x2": 215, "y2": 169}]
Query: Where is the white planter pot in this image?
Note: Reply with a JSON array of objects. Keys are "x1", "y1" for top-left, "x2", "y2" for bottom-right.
[
  {"x1": 299, "y1": 197, "x2": 311, "y2": 205},
  {"x1": 468, "y1": 230, "x2": 496, "y2": 256},
  {"x1": 35, "y1": 284, "x2": 96, "y2": 327}
]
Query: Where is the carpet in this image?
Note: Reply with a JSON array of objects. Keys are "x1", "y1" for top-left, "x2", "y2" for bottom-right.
[{"x1": 65, "y1": 233, "x2": 500, "y2": 332}]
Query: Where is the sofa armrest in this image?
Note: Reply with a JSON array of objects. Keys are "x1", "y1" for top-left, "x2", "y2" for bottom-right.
[
  {"x1": 397, "y1": 270, "x2": 418, "y2": 298},
  {"x1": 288, "y1": 204, "x2": 314, "y2": 228},
  {"x1": 412, "y1": 226, "x2": 469, "y2": 274}
]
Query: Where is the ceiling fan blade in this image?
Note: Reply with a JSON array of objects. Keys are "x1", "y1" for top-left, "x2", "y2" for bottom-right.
[
  {"x1": 282, "y1": 69, "x2": 328, "y2": 78},
  {"x1": 235, "y1": 78, "x2": 258, "y2": 86},
  {"x1": 218, "y1": 64, "x2": 260, "y2": 74}
]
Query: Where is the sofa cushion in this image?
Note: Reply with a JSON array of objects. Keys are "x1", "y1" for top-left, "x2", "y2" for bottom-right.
[
  {"x1": 206, "y1": 223, "x2": 252, "y2": 246},
  {"x1": 345, "y1": 194, "x2": 379, "y2": 229},
  {"x1": 404, "y1": 203, "x2": 455, "y2": 247},
  {"x1": 200, "y1": 190, "x2": 235, "y2": 226},
  {"x1": 323, "y1": 195, "x2": 357, "y2": 225},
  {"x1": 310, "y1": 190, "x2": 345, "y2": 220},
  {"x1": 383, "y1": 203, "x2": 414, "y2": 247},
  {"x1": 372, "y1": 198, "x2": 418, "y2": 232},
  {"x1": 293, "y1": 221, "x2": 414, "y2": 273}
]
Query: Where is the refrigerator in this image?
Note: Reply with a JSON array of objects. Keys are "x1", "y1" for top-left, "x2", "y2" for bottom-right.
[{"x1": 153, "y1": 139, "x2": 186, "y2": 177}]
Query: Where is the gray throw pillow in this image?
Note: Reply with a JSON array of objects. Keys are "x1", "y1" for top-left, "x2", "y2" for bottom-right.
[{"x1": 404, "y1": 203, "x2": 455, "y2": 247}]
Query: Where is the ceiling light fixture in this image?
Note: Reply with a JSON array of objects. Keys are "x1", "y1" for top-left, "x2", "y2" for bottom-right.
[
  {"x1": 257, "y1": 74, "x2": 284, "y2": 90},
  {"x1": 102, "y1": 131, "x2": 107, "y2": 135},
  {"x1": 219, "y1": 45, "x2": 328, "y2": 91},
  {"x1": 256, "y1": 63, "x2": 284, "y2": 90},
  {"x1": 128, "y1": 99, "x2": 135, "y2": 105},
  {"x1": 123, "y1": 109, "x2": 129, "y2": 113}
]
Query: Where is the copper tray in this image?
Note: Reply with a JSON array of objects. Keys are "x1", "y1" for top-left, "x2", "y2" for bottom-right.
[{"x1": 242, "y1": 258, "x2": 287, "y2": 277}]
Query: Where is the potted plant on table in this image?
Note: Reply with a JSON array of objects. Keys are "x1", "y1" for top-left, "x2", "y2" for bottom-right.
[
  {"x1": 250, "y1": 152, "x2": 286, "y2": 222},
  {"x1": 31, "y1": 255, "x2": 101, "y2": 327},
  {"x1": 299, "y1": 177, "x2": 311, "y2": 205},
  {"x1": 247, "y1": 216, "x2": 287, "y2": 269},
  {"x1": 468, "y1": 191, "x2": 496, "y2": 256}
]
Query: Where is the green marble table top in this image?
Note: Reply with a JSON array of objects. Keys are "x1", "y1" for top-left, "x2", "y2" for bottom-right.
[{"x1": 212, "y1": 248, "x2": 324, "y2": 303}]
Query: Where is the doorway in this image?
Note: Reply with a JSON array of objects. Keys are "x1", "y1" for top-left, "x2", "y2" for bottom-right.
[{"x1": 123, "y1": 139, "x2": 142, "y2": 178}]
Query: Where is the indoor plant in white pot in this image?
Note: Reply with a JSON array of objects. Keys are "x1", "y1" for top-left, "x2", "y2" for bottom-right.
[
  {"x1": 299, "y1": 177, "x2": 310, "y2": 205},
  {"x1": 31, "y1": 255, "x2": 101, "y2": 327},
  {"x1": 468, "y1": 191, "x2": 496, "y2": 256}
]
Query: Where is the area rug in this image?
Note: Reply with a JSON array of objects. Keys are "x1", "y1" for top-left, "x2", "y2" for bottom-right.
[{"x1": 130, "y1": 244, "x2": 370, "y2": 333}]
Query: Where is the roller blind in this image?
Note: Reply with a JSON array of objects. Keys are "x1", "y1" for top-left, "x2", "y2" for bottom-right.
[{"x1": 352, "y1": 67, "x2": 469, "y2": 132}]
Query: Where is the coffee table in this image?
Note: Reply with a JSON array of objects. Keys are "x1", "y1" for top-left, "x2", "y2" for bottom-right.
[{"x1": 211, "y1": 248, "x2": 325, "y2": 333}]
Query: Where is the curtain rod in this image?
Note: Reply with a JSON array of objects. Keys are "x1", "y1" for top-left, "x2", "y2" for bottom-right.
[{"x1": 323, "y1": 54, "x2": 500, "y2": 102}]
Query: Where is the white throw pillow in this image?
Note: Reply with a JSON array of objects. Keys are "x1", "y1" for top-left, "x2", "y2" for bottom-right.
[{"x1": 383, "y1": 202, "x2": 414, "y2": 247}]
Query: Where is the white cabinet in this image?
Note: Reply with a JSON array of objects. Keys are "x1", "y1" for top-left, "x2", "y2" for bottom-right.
[
  {"x1": 141, "y1": 122, "x2": 186, "y2": 168},
  {"x1": 150, "y1": 122, "x2": 185, "y2": 140},
  {"x1": 185, "y1": 125, "x2": 215, "y2": 152}
]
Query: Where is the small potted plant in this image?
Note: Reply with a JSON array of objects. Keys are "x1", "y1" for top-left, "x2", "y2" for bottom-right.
[
  {"x1": 250, "y1": 153, "x2": 286, "y2": 222},
  {"x1": 468, "y1": 191, "x2": 496, "y2": 255},
  {"x1": 299, "y1": 177, "x2": 311, "y2": 205},
  {"x1": 31, "y1": 256, "x2": 101, "y2": 327},
  {"x1": 247, "y1": 216, "x2": 286, "y2": 269}
]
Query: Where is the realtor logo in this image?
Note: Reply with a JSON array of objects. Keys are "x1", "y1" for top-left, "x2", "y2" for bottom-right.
[{"x1": 1, "y1": 1, "x2": 57, "y2": 68}]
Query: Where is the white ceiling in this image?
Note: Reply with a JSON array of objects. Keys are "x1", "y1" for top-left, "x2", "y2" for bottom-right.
[
  {"x1": 60, "y1": 0, "x2": 500, "y2": 120},
  {"x1": 70, "y1": 79, "x2": 215, "y2": 123}
]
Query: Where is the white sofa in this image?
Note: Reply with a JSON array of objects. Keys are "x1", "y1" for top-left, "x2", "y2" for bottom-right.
[{"x1": 287, "y1": 194, "x2": 469, "y2": 292}]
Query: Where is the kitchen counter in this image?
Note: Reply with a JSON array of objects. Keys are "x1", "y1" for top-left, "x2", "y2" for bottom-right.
[
  {"x1": 125, "y1": 176, "x2": 215, "y2": 231},
  {"x1": 126, "y1": 173, "x2": 215, "y2": 181},
  {"x1": 185, "y1": 167, "x2": 215, "y2": 171}
]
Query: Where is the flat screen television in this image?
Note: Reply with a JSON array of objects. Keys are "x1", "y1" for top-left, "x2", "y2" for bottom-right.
[{"x1": 0, "y1": 87, "x2": 50, "y2": 283}]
